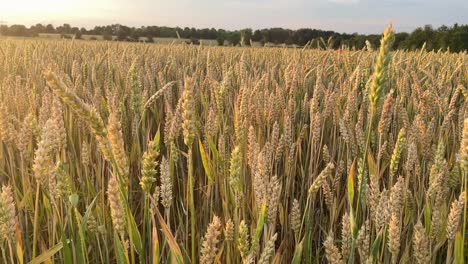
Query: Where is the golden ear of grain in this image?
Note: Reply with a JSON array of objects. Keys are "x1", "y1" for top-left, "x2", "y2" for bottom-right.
[
  {"x1": 200, "y1": 215, "x2": 222, "y2": 264},
  {"x1": 144, "y1": 81, "x2": 177, "y2": 109},
  {"x1": 0, "y1": 105, "x2": 17, "y2": 144},
  {"x1": 159, "y1": 157, "x2": 172, "y2": 210},
  {"x1": 388, "y1": 213, "x2": 401, "y2": 263},
  {"x1": 266, "y1": 175, "x2": 281, "y2": 225},
  {"x1": 357, "y1": 220, "x2": 370, "y2": 261},
  {"x1": 290, "y1": 199, "x2": 301, "y2": 238},
  {"x1": 224, "y1": 219, "x2": 234, "y2": 242},
  {"x1": 258, "y1": 233, "x2": 277, "y2": 264},
  {"x1": 81, "y1": 143, "x2": 90, "y2": 167},
  {"x1": 413, "y1": 221, "x2": 431, "y2": 263},
  {"x1": 341, "y1": 212, "x2": 351, "y2": 260},
  {"x1": 460, "y1": 118, "x2": 468, "y2": 169},
  {"x1": 378, "y1": 93, "x2": 394, "y2": 135},
  {"x1": 181, "y1": 77, "x2": 198, "y2": 147},
  {"x1": 0, "y1": 185, "x2": 17, "y2": 243},
  {"x1": 368, "y1": 24, "x2": 395, "y2": 112},
  {"x1": 446, "y1": 191, "x2": 465, "y2": 240},
  {"x1": 107, "y1": 176, "x2": 126, "y2": 235},
  {"x1": 107, "y1": 113, "x2": 129, "y2": 177},
  {"x1": 44, "y1": 71, "x2": 114, "y2": 162},
  {"x1": 32, "y1": 119, "x2": 56, "y2": 184},
  {"x1": 309, "y1": 162, "x2": 335, "y2": 194},
  {"x1": 229, "y1": 146, "x2": 242, "y2": 192},
  {"x1": 140, "y1": 138, "x2": 159, "y2": 193},
  {"x1": 323, "y1": 231, "x2": 344, "y2": 264},
  {"x1": 237, "y1": 220, "x2": 250, "y2": 259},
  {"x1": 389, "y1": 128, "x2": 406, "y2": 181}
]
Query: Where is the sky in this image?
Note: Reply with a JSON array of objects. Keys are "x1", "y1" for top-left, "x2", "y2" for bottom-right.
[{"x1": 0, "y1": 0, "x2": 467, "y2": 34}]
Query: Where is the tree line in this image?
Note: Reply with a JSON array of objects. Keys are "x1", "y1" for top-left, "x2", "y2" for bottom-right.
[{"x1": 1, "y1": 23, "x2": 468, "y2": 52}]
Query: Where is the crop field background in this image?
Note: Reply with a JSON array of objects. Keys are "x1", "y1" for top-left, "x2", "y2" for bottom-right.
[
  {"x1": 0, "y1": 25, "x2": 467, "y2": 263},
  {"x1": 35, "y1": 34, "x2": 222, "y2": 46}
]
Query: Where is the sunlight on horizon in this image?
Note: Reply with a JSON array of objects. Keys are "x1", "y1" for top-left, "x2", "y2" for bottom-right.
[
  {"x1": 3, "y1": 0, "x2": 78, "y2": 15},
  {"x1": 0, "y1": 0, "x2": 467, "y2": 34}
]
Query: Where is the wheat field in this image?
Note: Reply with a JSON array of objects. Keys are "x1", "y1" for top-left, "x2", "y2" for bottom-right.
[{"x1": 0, "y1": 25, "x2": 467, "y2": 263}]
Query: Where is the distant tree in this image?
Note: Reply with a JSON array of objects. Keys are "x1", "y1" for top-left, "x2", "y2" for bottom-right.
[
  {"x1": 1, "y1": 21, "x2": 467, "y2": 52},
  {"x1": 159, "y1": 27, "x2": 176, "y2": 38},
  {"x1": 130, "y1": 30, "x2": 141, "y2": 41},
  {"x1": 57, "y1": 23, "x2": 72, "y2": 34},
  {"x1": 435, "y1": 25, "x2": 450, "y2": 49},
  {"x1": 216, "y1": 30, "x2": 226, "y2": 46},
  {"x1": 285, "y1": 37, "x2": 294, "y2": 45},
  {"x1": 103, "y1": 33, "x2": 113, "y2": 41},
  {"x1": 403, "y1": 27, "x2": 427, "y2": 50},
  {"x1": 216, "y1": 34, "x2": 226, "y2": 46},
  {"x1": 182, "y1": 27, "x2": 191, "y2": 38},
  {"x1": 45, "y1": 24, "x2": 56, "y2": 33},
  {"x1": 30, "y1": 23, "x2": 45, "y2": 35},
  {"x1": 64, "y1": 24, "x2": 72, "y2": 33},
  {"x1": 449, "y1": 25, "x2": 468, "y2": 52},
  {"x1": 240, "y1": 28, "x2": 252, "y2": 46},
  {"x1": 199, "y1": 28, "x2": 209, "y2": 39},
  {"x1": 260, "y1": 29, "x2": 269, "y2": 46},
  {"x1": 74, "y1": 31, "x2": 83, "y2": 39},
  {"x1": 209, "y1": 28, "x2": 218, "y2": 39},
  {"x1": 393, "y1": 32, "x2": 409, "y2": 49},
  {"x1": 252, "y1": 30, "x2": 262, "y2": 42},
  {"x1": 190, "y1": 27, "x2": 197, "y2": 39},
  {"x1": 8, "y1": 25, "x2": 29, "y2": 37},
  {"x1": 115, "y1": 25, "x2": 131, "y2": 41},
  {"x1": 0, "y1": 25, "x2": 8, "y2": 35},
  {"x1": 294, "y1": 29, "x2": 307, "y2": 46},
  {"x1": 267, "y1": 28, "x2": 291, "y2": 44},
  {"x1": 227, "y1": 32, "x2": 241, "y2": 46}
]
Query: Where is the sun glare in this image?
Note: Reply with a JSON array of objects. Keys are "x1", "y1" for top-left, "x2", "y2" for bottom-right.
[{"x1": 0, "y1": 0, "x2": 83, "y2": 22}]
